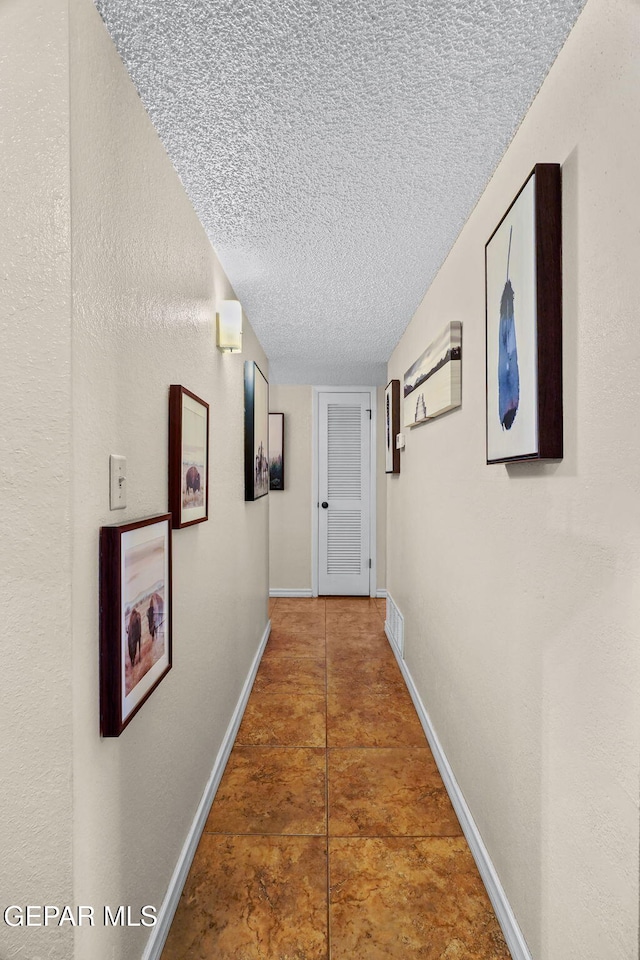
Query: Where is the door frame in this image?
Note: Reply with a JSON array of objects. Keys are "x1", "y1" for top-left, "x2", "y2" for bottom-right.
[{"x1": 311, "y1": 385, "x2": 377, "y2": 598}]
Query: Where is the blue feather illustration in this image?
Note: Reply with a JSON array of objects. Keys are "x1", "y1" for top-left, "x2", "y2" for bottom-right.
[{"x1": 498, "y1": 227, "x2": 519, "y2": 430}]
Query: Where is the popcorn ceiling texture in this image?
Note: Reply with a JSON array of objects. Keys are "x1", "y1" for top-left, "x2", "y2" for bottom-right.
[{"x1": 94, "y1": 0, "x2": 586, "y2": 384}]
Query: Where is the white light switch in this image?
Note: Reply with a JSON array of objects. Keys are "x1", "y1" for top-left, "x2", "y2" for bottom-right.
[
  {"x1": 110, "y1": 455, "x2": 127, "y2": 510},
  {"x1": 396, "y1": 433, "x2": 405, "y2": 450}
]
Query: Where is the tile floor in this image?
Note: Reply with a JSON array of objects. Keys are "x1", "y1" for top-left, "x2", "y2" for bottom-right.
[{"x1": 161, "y1": 597, "x2": 511, "y2": 960}]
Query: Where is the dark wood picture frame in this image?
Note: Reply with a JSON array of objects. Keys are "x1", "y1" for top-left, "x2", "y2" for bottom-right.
[
  {"x1": 269, "y1": 412, "x2": 285, "y2": 490},
  {"x1": 244, "y1": 360, "x2": 269, "y2": 501},
  {"x1": 485, "y1": 163, "x2": 563, "y2": 464},
  {"x1": 99, "y1": 514, "x2": 172, "y2": 737},
  {"x1": 168, "y1": 384, "x2": 209, "y2": 528},
  {"x1": 385, "y1": 380, "x2": 401, "y2": 474}
]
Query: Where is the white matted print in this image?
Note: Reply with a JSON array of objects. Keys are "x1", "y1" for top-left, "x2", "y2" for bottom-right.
[
  {"x1": 486, "y1": 174, "x2": 538, "y2": 461},
  {"x1": 403, "y1": 322, "x2": 462, "y2": 428},
  {"x1": 120, "y1": 519, "x2": 170, "y2": 723},
  {"x1": 181, "y1": 391, "x2": 207, "y2": 523}
]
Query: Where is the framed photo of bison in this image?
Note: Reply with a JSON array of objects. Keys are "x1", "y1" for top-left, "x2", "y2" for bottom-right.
[
  {"x1": 99, "y1": 514, "x2": 172, "y2": 737},
  {"x1": 485, "y1": 163, "x2": 563, "y2": 463},
  {"x1": 244, "y1": 361, "x2": 269, "y2": 501},
  {"x1": 169, "y1": 384, "x2": 209, "y2": 528}
]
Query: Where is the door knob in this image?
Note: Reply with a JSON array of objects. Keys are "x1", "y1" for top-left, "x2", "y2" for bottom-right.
[{"x1": 321, "y1": 501, "x2": 328, "y2": 508}]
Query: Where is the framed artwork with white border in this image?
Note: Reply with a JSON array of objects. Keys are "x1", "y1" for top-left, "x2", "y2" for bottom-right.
[
  {"x1": 485, "y1": 163, "x2": 563, "y2": 463},
  {"x1": 100, "y1": 514, "x2": 172, "y2": 737},
  {"x1": 169, "y1": 384, "x2": 209, "y2": 528}
]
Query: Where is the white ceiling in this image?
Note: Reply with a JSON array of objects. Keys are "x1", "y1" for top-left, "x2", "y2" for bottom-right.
[{"x1": 94, "y1": 0, "x2": 585, "y2": 385}]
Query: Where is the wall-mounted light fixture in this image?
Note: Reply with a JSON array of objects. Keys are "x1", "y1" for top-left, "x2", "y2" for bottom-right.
[{"x1": 216, "y1": 300, "x2": 243, "y2": 354}]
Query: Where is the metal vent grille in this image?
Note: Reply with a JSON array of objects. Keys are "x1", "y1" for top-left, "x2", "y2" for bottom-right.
[
  {"x1": 386, "y1": 595, "x2": 405, "y2": 658},
  {"x1": 327, "y1": 404, "x2": 361, "y2": 500},
  {"x1": 327, "y1": 510, "x2": 362, "y2": 574}
]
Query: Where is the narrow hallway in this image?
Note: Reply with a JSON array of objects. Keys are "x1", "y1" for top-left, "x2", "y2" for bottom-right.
[{"x1": 162, "y1": 598, "x2": 511, "y2": 959}]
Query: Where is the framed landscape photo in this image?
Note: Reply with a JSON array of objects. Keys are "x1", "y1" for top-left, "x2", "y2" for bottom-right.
[
  {"x1": 485, "y1": 163, "x2": 562, "y2": 464},
  {"x1": 404, "y1": 322, "x2": 462, "y2": 427},
  {"x1": 385, "y1": 380, "x2": 400, "y2": 474},
  {"x1": 100, "y1": 514, "x2": 172, "y2": 737},
  {"x1": 269, "y1": 412, "x2": 285, "y2": 490},
  {"x1": 169, "y1": 385, "x2": 209, "y2": 528},
  {"x1": 244, "y1": 361, "x2": 269, "y2": 501}
]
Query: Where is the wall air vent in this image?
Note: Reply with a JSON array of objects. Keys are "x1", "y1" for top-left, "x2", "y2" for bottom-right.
[{"x1": 385, "y1": 595, "x2": 404, "y2": 658}]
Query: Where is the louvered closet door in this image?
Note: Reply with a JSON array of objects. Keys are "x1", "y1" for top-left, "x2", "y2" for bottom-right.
[{"x1": 318, "y1": 392, "x2": 370, "y2": 595}]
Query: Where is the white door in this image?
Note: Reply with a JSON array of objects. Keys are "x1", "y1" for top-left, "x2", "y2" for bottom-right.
[{"x1": 318, "y1": 392, "x2": 371, "y2": 596}]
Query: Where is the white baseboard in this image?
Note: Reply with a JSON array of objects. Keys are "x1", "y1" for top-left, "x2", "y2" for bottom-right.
[
  {"x1": 375, "y1": 589, "x2": 388, "y2": 598},
  {"x1": 385, "y1": 628, "x2": 533, "y2": 960},
  {"x1": 142, "y1": 619, "x2": 272, "y2": 960},
  {"x1": 269, "y1": 588, "x2": 313, "y2": 598}
]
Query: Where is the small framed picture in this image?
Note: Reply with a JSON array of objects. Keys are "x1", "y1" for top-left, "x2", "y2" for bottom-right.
[
  {"x1": 485, "y1": 163, "x2": 562, "y2": 463},
  {"x1": 244, "y1": 361, "x2": 269, "y2": 501},
  {"x1": 169, "y1": 385, "x2": 209, "y2": 528},
  {"x1": 384, "y1": 380, "x2": 400, "y2": 474},
  {"x1": 269, "y1": 412, "x2": 285, "y2": 490},
  {"x1": 99, "y1": 514, "x2": 172, "y2": 737}
]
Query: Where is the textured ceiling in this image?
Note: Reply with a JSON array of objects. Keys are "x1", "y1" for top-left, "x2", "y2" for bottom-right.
[{"x1": 94, "y1": 0, "x2": 585, "y2": 385}]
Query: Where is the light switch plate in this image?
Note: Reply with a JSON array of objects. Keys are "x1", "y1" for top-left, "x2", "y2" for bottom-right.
[
  {"x1": 110, "y1": 455, "x2": 127, "y2": 510},
  {"x1": 396, "y1": 433, "x2": 405, "y2": 450}
]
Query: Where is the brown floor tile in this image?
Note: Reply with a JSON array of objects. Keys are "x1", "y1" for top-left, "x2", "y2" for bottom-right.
[
  {"x1": 374, "y1": 597, "x2": 386, "y2": 619},
  {"x1": 328, "y1": 748, "x2": 462, "y2": 837},
  {"x1": 163, "y1": 597, "x2": 509, "y2": 960},
  {"x1": 326, "y1": 612, "x2": 386, "y2": 638},
  {"x1": 328, "y1": 689, "x2": 425, "y2": 747},
  {"x1": 329, "y1": 837, "x2": 510, "y2": 960},
  {"x1": 254, "y1": 656, "x2": 326, "y2": 695},
  {"x1": 205, "y1": 746, "x2": 326, "y2": 835},
  {"x1": 325, "y1": 604, "x2": 384, "y2": 622},
  {"x1": 326, "y1": 631, "x2": 393, "y2": 660},
  {"x1": 237, "y1": 692, "x2": 326, "y2": 746},
  {"x1": 263, "y1": 625, "x2": 326, "y2": 659},
  {"x1": 270, "y1": 608, "x2": 326, "y2": 631},
  {"x1": 273, "y1": 597, "x2": 326, "y2": 612},
  {"x1": 327, "y1": 657, "x2": 404, "y2": 696},
  {"x1": 325, "y1": 597, "x2": 378, "y2": 610},
  {"x1": 161, "y1": 834, "x2": 328, "y2": 960}
]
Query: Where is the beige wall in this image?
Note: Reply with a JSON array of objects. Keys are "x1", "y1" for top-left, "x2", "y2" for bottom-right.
[
  {"x1": 1, "y1": 2, "x2": 269, "y2": 959},
  {"x1": 0, "y1": 2, "x2": 74, "y2": 958},
  {"x1": 269, "y1": 386, "x2": 313, "y2": 591},
  {"x1": 269, "y1": 386, "x2": 386, "y2": 594},
  {"x1": 387, "y1": 0, "x2": 640, "y2": 957},
  {"x1": 69, "y1": 3, "x2": 269, "y2": 958}
]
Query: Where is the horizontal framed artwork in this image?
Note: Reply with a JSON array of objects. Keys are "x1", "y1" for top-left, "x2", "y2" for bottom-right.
[
  {"x1": 385, "y1": 380, "x2": 400, "y2": 473},
  {"x1": 99, "y1": 514, "x2": 172, "y2": 737},
  {"x1": 269, "y1": 412, "x2": 285, "y2": 490},
  {"x1": 485, "y1": 163, "x2": 562, "y2": 463},
  {"x1": 404, "y1": 321, "x2": 462, "y2": 427},
  {"x1": 169, "y1": 384, "x2": 209, "y2": 528},
  {"x1": 244, "y1": 361, "x2": 269, "y2": 501}
]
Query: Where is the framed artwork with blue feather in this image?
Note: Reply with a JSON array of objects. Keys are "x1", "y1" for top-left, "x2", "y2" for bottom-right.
[{"x1": 485, "y1": 164, "x2": 563, "y2": 464}]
